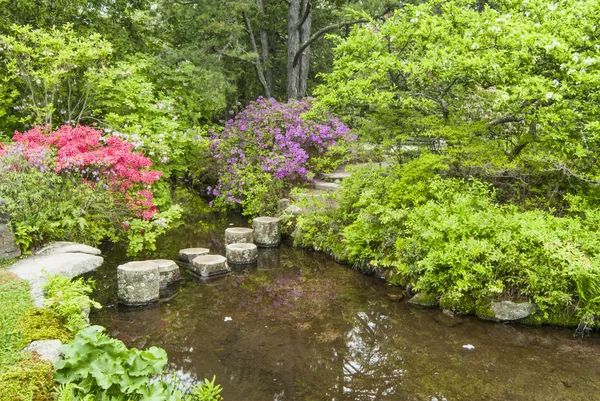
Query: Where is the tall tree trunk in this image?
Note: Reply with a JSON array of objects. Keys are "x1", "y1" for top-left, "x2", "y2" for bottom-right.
[
  {"x1": 244, "y1": 12, "x2": 271, "y2": 98},
  {"x1": 298, "y1": 0, "x2": 312, "y2": 97},
  {"x1": 287, "y1": 0, "x2": 301, "y2": 99}
]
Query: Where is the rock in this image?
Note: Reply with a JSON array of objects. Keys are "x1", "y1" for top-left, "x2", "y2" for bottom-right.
[
  {"x1": 434, "y1": 310, "x2": 464, "y2": 328},
  {"x1": 224, "y1": 227, "x2": 254, "y2": 246},
  {"x1": 0, "y1": 222, "x2": 20, "y2": 259},
  {"x1": 253, "y1": 217, "x2": 281, "y2": 248},
  {"x1": 117, "y1": 261, "x2": 160, "y2": 306},
  {"x1": 226, "y1": 243, "x2": 258, "y2": 265},
  {"x1": 36, "y1": 241, "x2": 101, "y2": 256},
  {"x1": 9, "y1": 253, "x2": 104, "y2": 306},
  {"x1": 386, "y1": 293, "x2": 404, "y2": 302},
  {"x1": 23, "y1": 340, "x2": 63, "y2": 364},
  {"x1": 488, "y1": 300, "x2": 536, "y2": 321},
  {"x1": 320, "y1": 171, "x2": 352, "y2": 181},
  {"x1": 408, "y1": 292, "x2": 439, "y2": 307},
  {"x1": 190, "y1": 255, "x2": 230, "y2": 277},
  {"x1": 281, "y1": 205, "x2": 304, "y2": 217},
  {"x1": 178, "y1": 248, "x2": 210, "y2": 263},
  {"x1": 147, "y1": 259, "x2": 180, "y2": 287},
  {"x1": 313, "y1": 180, "x2": 340, "y2": 191},
  {"x1": 278, "y1": 198, "x2": 291, "y2": 211}
]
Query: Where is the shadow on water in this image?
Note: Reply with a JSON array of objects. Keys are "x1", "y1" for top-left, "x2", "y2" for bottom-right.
[{"x1": 90, "y1": 206, "x2": 600, "y2": 401}]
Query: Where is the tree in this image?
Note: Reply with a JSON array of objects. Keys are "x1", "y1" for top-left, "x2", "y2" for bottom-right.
[{"x1": 316, "y1": 0, "x2": 600, "y2": 198}]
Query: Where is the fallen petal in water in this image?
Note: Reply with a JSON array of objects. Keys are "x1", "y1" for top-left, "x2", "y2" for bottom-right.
[
  {"x1": 463, "y1": 344, "x2": 475, "y2": 350},
  {"x1": 224, "y1": 316, "x2": 233, "y2": 322}
]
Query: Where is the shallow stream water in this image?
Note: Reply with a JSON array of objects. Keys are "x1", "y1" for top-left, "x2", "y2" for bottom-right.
[{"x1": 90, "y1": 209, "x2": 600, "y2": 401}]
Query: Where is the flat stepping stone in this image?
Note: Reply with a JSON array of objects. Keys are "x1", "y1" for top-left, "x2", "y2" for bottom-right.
[
  {"x1": 9, "y1": 253, "x2": 104, "y2": 306},
  {"x1": 35, "y1": 241, "x2": 101, "y2": 256},
  {"x1": 190, "y1": 255, "x2": 230, "y2": 277},
  {"x1": 226, "y1": 243, "x2": 258, "y2": 264},
  {"x1": 179, "y1": 248, "x2": 210, "y2": 263},
  {"x1": 147, "y1": 259, "x2": 180, "y2": 287},
  {"x1": 319, "y1": 171, "x2": 352, "y2": 181},
  {"x1": 253, "y1": 217, "x2": 281, "y2": 248},
  {"x1": 224, "y1": 227, "x2": 253, "y2": 245},
  {"x1": 313, "y1": 180, "x2": 340, "y2": 191},
  {"x1": 117, "y1": 261, "x2": 160, "y2": 306}
]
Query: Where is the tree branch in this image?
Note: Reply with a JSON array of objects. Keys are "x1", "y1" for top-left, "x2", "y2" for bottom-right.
[
  {"x1": 243, "y1": 12, "x2": 271, "y2": 97},
  {"x1": 296, "y1": 0, "x2": 312, "y2": 30},
  {"x1": 293, "y1": 18, "x2": 369, "y2": 67}
]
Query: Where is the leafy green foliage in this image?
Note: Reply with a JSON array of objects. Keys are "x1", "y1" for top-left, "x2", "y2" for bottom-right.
[
  {"x1": 0, "y1": 24, "x2": 112, "y2": 128},
  {"x1": 43, "y1": 275, "x2": 101, "y2": 333},
  {"x1": 55, "y1": 326, "x2": 173, "y2": 400},
  {"x1": 316, "y1": 0, "x2": 600, "y2": 204},
  {"x1": 291, "y1": 154, "x2": 600, "y2": 327},
  {"x1": 55, "y1": 326, "x2": 223, "y2": 401}
]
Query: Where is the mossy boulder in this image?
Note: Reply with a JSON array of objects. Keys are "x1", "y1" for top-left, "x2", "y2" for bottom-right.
[
  {"x1": 521, "y1": 305, "x2": 582, "y2": 328},
  {"x1": 476, "y1": 300, "x2": 536, "y2": 321},
  {"x1": 408, "y1": 292, "x2": 438, "y2": 307}
]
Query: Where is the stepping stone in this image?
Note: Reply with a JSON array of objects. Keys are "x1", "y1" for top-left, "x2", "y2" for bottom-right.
[
  {"x1": 35, "y1": 241, "x2": 101, "y2": 256},
  {"x1": 9, "y1": 253, "x2": 104, "y2": 306},
  {"x1": 190, "y1": 255, "x2": 230, "y2": 277},
  {"x1": 226, "y1": 243, "x2": 258, "y2": 264},
  {"x1": 179, "y1": 248, "x2": 210, "y2": 263},
  {"x1": 117, "y1": 261, "x2": 160, "y2": 306},
  {"x1": 147, "y1": 259, "x2": 180, "y2": 287},
  {"x1": 253, "y1": 217, "x2": 281, "y2": 248},
  {"x1": 224, "y1": 227, "x2": 253, "y2": 245},
  {"x1": 313, "y1": 180, "x2": 340, "y2": 191},
  {"x1": 320, "y1": 171, "x2": 352, "y2": 181}
]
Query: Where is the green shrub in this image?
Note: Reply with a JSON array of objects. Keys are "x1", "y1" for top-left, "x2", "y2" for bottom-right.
[{"x1": 43, "y1": 275, "x2": 101, "y2": 333}]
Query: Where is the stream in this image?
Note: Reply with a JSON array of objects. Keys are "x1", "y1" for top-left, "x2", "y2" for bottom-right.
[{"x1": 90, "y1": 209, "x2": 600, "y2": 401}]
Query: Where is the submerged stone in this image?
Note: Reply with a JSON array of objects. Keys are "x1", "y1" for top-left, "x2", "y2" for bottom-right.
[
  {"x1": 253, "y1": 217, "x2": 281, "y2": 248},
  {"x1": 408, "y1": 292, "x2": 439, "y2": 307},
  {"x1": 117, "y1": 261, "x2": 160, "y2": 306},
  {"x1": 226, "y1": 243, "x2": 258, "y2": 265},
  {"x1": 224, "y1": 227, "x2": 254, "y2": 245},
  {"x1": 190, "y1": 254, "x2": 230, "y2": 277},
  {"x1": 179, "y1": 248, "x2": 210, "y2": 263}
]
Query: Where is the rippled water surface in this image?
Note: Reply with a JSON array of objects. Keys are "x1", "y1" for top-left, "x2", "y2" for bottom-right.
[{"x1": 90, "y1": 210, "x2": 600, "y2": 401}]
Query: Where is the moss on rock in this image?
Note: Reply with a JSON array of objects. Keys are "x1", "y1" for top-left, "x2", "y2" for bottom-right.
[
  {"x1": 408, "y1": 292, "x2": 439, "y2": 307},
  {"x1": 18, "y1": 307, "x2": 73, "y2": 344}
]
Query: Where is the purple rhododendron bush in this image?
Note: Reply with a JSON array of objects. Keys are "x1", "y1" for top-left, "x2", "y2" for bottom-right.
[{"x1": 209, "y1": 97, "x2": 356, "y2": 216}]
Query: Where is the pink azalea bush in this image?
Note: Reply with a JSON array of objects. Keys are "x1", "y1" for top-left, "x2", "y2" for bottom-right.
[
  {"x1": 209, "y1": 97, "x2": 355, "y2": 215},
  {"x1": 0, "y1": 125, "x2": 180, "y2": 253}
]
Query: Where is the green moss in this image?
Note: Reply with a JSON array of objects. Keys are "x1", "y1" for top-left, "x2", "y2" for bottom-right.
[
  {"x1": 18, "y1": 308, "x2": 73, "y2": 344},
  {"x1": 0, "y1": 354, "x2": 55, "y2": 401},
  {"x1": 439, "y1": 294, "x2": 476, "y2": 314}
]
